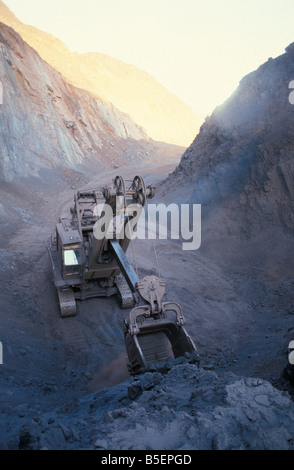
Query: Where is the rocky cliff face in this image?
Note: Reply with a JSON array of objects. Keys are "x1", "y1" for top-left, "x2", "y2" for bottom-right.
[
  {"x1": 166, "y1": 44, "x2": 294, "y2": 237},
  {"x1": 0, "y1": 22, "x2": 149, "y2": 181},
  {"x1": 0, "y1": 0, "x2": 201, "y2": 147}
]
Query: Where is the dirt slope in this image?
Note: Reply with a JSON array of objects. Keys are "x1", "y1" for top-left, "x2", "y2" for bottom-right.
[{"x1": 157, "y1": 42, "x2": 294, "y2": 399}]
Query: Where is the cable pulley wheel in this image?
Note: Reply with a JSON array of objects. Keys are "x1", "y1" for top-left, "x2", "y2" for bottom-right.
[
  {"x1": 131, "y1": 175, "x2": 146, "y2": 206},
  {"x1": 114, "y1": 175, "x2": 126, "y2": 195}
]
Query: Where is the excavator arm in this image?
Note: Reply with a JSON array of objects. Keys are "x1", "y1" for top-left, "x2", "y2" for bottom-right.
[{"x1": 109, "y1": 240, "x2": 139, "y2": 294}]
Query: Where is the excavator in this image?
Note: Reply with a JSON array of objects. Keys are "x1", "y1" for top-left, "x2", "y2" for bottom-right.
[{"x1": 48, "y1": 175, "x2": 198, "y2": 375}]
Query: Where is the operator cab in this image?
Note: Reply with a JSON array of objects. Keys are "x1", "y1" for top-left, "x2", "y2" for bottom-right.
[
  {"x1": 63, "y1": 245, "x2": 82, "y2": 275},
  {"x1": 56, "y1": 219, "x2": 83, "y2": 281}
]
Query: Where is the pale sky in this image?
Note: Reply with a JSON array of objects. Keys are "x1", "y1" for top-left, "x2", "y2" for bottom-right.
[{"x1": 3, "y1": 0, "x2": 294, "y2": 117}]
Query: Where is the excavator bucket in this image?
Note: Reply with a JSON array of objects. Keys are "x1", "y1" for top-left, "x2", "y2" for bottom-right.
[
  {"x1": 124, "y1": 316, "x2": 198, "y2": 375},
  {"x1": 123, "y1": 276, "x2": 198, "y2": 375}
]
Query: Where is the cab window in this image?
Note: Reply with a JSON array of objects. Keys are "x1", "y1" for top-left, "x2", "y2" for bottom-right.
[
  {"x1": 63, "y1": 248, "x2": 81, "y2": 274},
  {"x1": 64, "y1": 249, "x2": 80, "y2": 266}
]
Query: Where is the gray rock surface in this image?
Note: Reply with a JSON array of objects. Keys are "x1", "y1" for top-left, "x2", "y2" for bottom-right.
[{"x1": 16, "y1": 362, "x2": 294, "y2": 450}]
